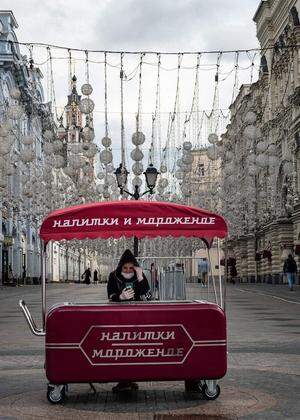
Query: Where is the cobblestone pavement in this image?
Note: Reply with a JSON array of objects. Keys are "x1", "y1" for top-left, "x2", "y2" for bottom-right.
[{"x1": 0, "y1": 282, "x2": 299, "y2": 419}]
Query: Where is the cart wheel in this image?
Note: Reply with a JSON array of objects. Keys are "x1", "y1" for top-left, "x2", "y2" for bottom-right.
[
  {"x1": 47, "y1": 384, "x2": 66, "y2": 404},
  {"x1": 184, "y1": 380, "x2": 202, "y2": 393},
  {"x1": 202, "y1": 383, "x2": 220, "y2": 400}
]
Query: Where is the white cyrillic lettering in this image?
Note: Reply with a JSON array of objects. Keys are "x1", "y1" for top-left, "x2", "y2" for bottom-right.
[
  {"x1": 92, "y1": 349, "x2": 103, "y2": 358},
  {"x1": 101, "y1": 332, "x2": 110, "y2": 341},
  {"x1": 124, "y1": 217, "x2": 132, "y2": 225},
  {"x1": 137, "y1": 218, "x2": 146, "y2": 224}
]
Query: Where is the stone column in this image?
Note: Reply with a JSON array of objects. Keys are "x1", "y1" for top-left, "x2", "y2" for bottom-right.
[{"x1": 246, "y1": 236, "x2": 256, "y2": 282}]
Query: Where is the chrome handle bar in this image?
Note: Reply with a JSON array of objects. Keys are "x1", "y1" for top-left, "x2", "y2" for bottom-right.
[{"x1": 19, "y1": 300, "x2": 45, "y2": 336}]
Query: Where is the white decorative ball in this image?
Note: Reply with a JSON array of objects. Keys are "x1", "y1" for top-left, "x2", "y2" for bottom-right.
[
  {"x1": 183, "y1": 141, "x2": 193, "y2": 151},
  {"x1": 132, "y1": 162, "x2": 143, "y2": 175},
  {"x1": 9, "y1": 87, "x2": 21, "y2": 100},
  {"x1": 208, "y1": 133, "x2": 218, "y2": 145},
  {"x1": 256, "y1": 141, "x2": 267, "y2": 153},
  {"x1": 63, "y1": 166, "x2": 77, "y2": 177},
  {"x1": 7, "y1": 104, "x2": 23, "y2": 120},
  {"x1": 132, "y1": 131, "x2": 145, "y2": 146},
  {"x1": 248, "y1": 165, "x2": 257, "y2": 176},
  {"x1": 104, "y1": 174, "x2": 115, "y2": 186},
  {"x1": 52, "y1": 155, "x2": 65, "y2": 169},
  {"x1": 206, "y1": 145, "x2": 219, "y2": 161},
  {"x1": 182, "y1": 153, "x2": 194, "y2": 165},
  {"x1": 247, "y1": 154, "x2": 256, "y2": 165},
  {"x1": 132, "y1": 176, "x2": 142, "y2": 187},
  {"x1": 43, "y1": 143, "x2": 54, "y2": 156},
  {"x1": 175, "y1": 170, "x2": 184, "y2": 180},
  {"x1": 0, "y1": 142, "x2": 12, "y2": 155},
  {"x1": 268, "y1": 156, "x2": 279, "y2": 167},
  {"x1": 106, "y1": 163, "x2": 114, "y2": 173},
  {"x1": 83, "y1": 143, "x2": 98, "y2": 158},
  {"x1": 0, "y1": 124, "x2": 11, "y2": 137},
  {"x1": 97, "y1": 171, "x2": 105, "y2": 180},
  {"x1": 82, "y1": 126, "x2": 95, "y2": 142},
  {"x1": 101, "y1": 136, "x2": 112, "y2": 147},
  {"x1": 256, "y1": 154, "x2": 268, "y2": 168},
  {"x1": 79, "y1": 98, "x2": 95, "y2": 114},
  {"x1": 244, "y1": 111, "x2": 257, "y2": 125},
  {"x1": 69, "y1": 155, "x2": 84, "y2": 169},
  {"x1": 22, "y1": 135, "x2": 34, "y2": 146},
  {"x1": 100, "y1": 149, "x2": 113, "y2": 164},
  {"x1": 81, "y1": 83, "x2": 93, "y2": 96},
  {"x1": 43, "y1": 130, "x2": 54, "y2": 141},
  {"x1": 130, "y1": 147, "x2": 144, "y2": 162},
  {"x1": 4, "y1": 163, "x2": 15, "y2": 176},
  {"x1": 267, "y1": 144, "x2": 277, "y2": 155},
  {"x1": 20, "y1": 148, "x2": 35, "y2": 163},
  {"x1": 53, "y1": 140, "x2": 64, "y2": 153},
  {"x1": 70, "y1": 142, "x2": 82, "y2": 154},
  {"x1": 159, "y1": 178, "x2": 169, "y2": 188}
]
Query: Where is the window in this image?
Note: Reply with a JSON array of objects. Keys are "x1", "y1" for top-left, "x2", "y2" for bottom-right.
[{"x1": 197, "y1": 163, "x2": 205, "y2": 177}]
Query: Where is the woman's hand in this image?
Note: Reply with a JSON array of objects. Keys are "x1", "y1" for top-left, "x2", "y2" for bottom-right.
[
  {"x1": 120, "y1": 287, "x2": 135, "y2": 300},
  {"x1": 134, "y1": 266, "x2": 143, "y2": 281}
]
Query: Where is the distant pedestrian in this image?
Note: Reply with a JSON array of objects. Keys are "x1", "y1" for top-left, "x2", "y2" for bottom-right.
[
  {"x1": 22, "y1": 265, "x2": 26, "y2": 284},
  {"x1": 198, "y1": 258, "x2": 209, "y2": 287},
  {"x1": 81, "y1": 268, "x2": 91, "y2": 285},
  {"x1": 8, "y1": 264, "x2": 13, "y2": 285},
  {"x1": 283, "y1": 254, "x2": 297, "y2": 291},
  {"x1": 230, "y1": 264, "x2": 237, "y2": 284},
  {"x1": 93, "y1": 269, "x2": 98, "y2": 284}
]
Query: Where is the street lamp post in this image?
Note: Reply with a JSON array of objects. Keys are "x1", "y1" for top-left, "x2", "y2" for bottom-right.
[{"x1": 115, "y1": 163, "x2": 159, "y2": 257}]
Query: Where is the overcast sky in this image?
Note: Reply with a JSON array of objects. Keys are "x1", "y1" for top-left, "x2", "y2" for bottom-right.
[
  {"x1": 1, "y1": 0, "x2": 261, "y2": 170},
  {"x1": 3, "y1": 0, "x2": 260, "y2": 51}
]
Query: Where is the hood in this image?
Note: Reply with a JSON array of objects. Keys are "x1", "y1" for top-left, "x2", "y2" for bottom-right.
[{"x1": 116, "y1": 249, "x2": 139, "y2": 274}]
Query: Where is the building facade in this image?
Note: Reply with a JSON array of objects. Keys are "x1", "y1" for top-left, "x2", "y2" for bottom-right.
[
  {"x1": 0, "y1": 11, "x2": 99, "y2": 285},
  {"x1": 221, "y1": 0, "x2": 300, "y2": 282}
]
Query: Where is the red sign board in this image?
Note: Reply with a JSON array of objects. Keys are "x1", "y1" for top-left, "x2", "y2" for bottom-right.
[
  {"x1": 80, "y1": 324, "x2": 193, "y2": 366},
  {"x1": 40, "y1": 200, "x2": 227, "y2": 244}
]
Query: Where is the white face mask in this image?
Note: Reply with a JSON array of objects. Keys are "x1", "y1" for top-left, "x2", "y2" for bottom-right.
[{"x1": 121, "y1": 272, "x2": 134, "y2": 280}]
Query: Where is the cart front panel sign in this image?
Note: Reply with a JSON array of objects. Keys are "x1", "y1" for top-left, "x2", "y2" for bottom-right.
[{"x1": 80, "y1": 324, "x2": 193, "y2": 365}]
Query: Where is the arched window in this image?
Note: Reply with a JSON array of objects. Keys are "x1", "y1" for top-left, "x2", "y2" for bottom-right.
[
  {"x1": 290, "y1": 6, "x2": 300, "y2": 26},
  {"x1": 260, "y1": 55, "x2": 268, "y2": 74}
]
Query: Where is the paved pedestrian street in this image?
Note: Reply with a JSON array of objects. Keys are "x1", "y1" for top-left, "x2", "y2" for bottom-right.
[{"x1": 0, "y1": 282, "x2": 299, "y2": 419}]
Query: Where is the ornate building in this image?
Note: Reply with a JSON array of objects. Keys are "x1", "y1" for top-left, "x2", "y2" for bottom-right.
[
  {"x1": 221, "y1": 0, "x2": 300, "y2": 282},
  {"x1": 0, "y1": 11, "x2": 99, "y2": 284},
  {"x1": 0, "y1": 11, "x2": 56, "y2": 285}
]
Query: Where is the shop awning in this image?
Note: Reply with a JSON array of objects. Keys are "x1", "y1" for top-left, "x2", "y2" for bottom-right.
[{"x1": 39, "y1": 200, "x2": 227, "y2": 246}]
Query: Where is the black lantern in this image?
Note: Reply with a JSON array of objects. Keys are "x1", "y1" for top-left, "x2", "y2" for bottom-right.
[
  {"x1": 144, "y1": 164, "x2": 159, "y2": 193},
  {"x1": 114, "y1": 164, "x2": 128, "y2": 192}
]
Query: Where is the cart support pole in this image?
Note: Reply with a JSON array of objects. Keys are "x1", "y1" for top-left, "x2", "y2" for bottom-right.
[
  {"x1": 134, "y1": 236, "x2": 139, "y2": 258},
  {"x1": 217, "y1": 238, "x2": 223, "y2": 309},
  {"x1": 41, "y1": 240, "x2": 47, "y2": 331},
  {"x1": 207, "y1": 247, "x2": 218, "y2": 306},
  {"x1": 224, "y1": 239, "x2": 228, "y2": 312}
]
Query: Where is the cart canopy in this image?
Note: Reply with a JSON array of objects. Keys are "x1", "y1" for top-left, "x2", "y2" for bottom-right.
[{"x1": 39, "y1": 200, "x2": 227, "y2": 246}]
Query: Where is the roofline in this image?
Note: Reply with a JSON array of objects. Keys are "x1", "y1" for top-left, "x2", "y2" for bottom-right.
[
  {"x1": 0, "y1": 10, "x2": 18, "y2": 28},
  {"x1": 253, "y1": 0, "x2": 267, "y2": 22}
]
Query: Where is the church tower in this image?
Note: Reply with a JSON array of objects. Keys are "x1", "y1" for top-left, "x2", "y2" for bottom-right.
[{"x1": 65, "y1": 75, "x2": 82, "y2": 143}]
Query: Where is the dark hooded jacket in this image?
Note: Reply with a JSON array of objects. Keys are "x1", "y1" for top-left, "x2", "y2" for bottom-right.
[
  {"x1": 283, "y1": 255, "x2": 297, "y2": 273},
  {"x1": 107, "y1": 249, "x2": 151, "y2": 302}
]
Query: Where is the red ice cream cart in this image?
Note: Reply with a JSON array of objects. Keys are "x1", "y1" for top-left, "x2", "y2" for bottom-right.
[{"x1": 19, "y1": 200, "x2": 228, "y2": 403}]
